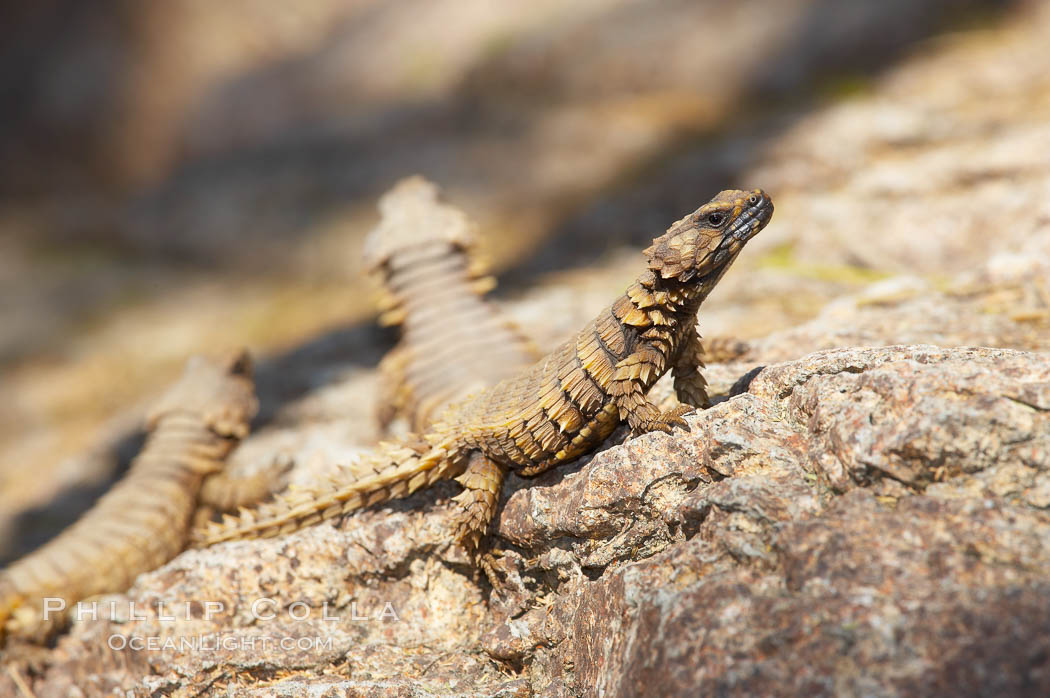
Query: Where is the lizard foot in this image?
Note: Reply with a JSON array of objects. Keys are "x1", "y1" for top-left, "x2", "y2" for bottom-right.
[
  {"x1": 633, "y1": 404, "x2": 693, "y2": 435},
  {"x1": 477, "y1": 547, "x2": 533, "y2": 618},
  {"x1": 478, "y1": 549, "x2": 504, "y2": 595}
]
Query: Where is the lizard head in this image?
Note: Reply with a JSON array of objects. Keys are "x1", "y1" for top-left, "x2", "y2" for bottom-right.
[
  {"x1": 644, "y1": 189, "x2": 773, "y2": 286},
  {"x1": 145, "y1": 349, "x2": 258, "y2": 439}
]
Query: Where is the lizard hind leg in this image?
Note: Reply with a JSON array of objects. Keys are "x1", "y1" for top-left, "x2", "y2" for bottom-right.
[
  {"x1": 375, "y1": 347, "x2": 412, "y2": 433},
  {"x1": 198, "y1": 454, "x2": 294, "y2": 512},
  {"x1": 448, "y1": 452, "x2": 504, "y2": 554}
]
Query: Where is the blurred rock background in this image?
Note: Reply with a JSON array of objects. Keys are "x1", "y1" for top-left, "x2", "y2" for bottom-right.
[{"x1": 0, "y1": 0, "x2": 1043, "y2": 565}]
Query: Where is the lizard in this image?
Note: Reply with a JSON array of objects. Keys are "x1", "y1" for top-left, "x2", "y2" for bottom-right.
[
  {"x1": 0, "y1": 350, "x2": 265, "y2": 644},
  {"x1": 193, "y1": 189, "x2": 773, "y2": 555},
  {"x1": 364, "y1": 175, "x2": 538, "y2": 433}
]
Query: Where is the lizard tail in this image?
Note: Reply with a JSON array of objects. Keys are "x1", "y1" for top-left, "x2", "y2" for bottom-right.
[{"x1": 191, "y1": 440, "x2": 460, "y2": 546}]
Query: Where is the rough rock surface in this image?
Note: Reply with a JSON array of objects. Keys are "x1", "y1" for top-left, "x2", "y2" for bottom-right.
[
  {"x1": 5, "y1": 3, "x2": 1050, "y2": 697},
  {"x1": 7, "y1": 344, "x2": 1049, "y2": 697}
]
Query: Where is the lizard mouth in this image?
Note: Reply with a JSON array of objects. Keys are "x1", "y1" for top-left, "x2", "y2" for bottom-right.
[
  {"x1": 709, "y1": 191, "x2": 773, "y2": 258},
  {"x1": 727, "y1": 191, "x2": 774, "y2": 244}
]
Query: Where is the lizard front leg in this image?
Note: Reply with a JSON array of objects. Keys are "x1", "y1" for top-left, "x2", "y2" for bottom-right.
[
  {"x1": 610, "y1": 347, "x2": 690, "y2": 434},
  {"x1": 448, "y1": 452, "x2": 504, "y2": 553},
  {"x1": 672, "y1": 326, "x2": 710, "y2": 409}
]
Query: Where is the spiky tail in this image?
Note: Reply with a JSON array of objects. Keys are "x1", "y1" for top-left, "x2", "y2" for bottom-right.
[{"x1": 191, "y1": 440, "x2": 460, "y2": 546}]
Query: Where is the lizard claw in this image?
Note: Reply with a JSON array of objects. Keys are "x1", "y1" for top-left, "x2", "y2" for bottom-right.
[{"x1": 652, "y1": 404, "x2": 694, "y2": 433}]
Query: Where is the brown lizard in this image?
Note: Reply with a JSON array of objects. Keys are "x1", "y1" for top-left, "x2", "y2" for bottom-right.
[
  {"x1": 365, "y1": 175, "x2": 538, "y2": 432},
  {"x1": 194, "y1": 189, "x2": 773, "y2": 553},
  {"x1": 0, "y1": 351, "x2": 264, "y2": 644}
]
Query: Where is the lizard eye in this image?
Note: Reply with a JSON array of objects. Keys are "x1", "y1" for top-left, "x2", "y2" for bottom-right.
[
  {"x1": 748, "y1": 193, "x2": 760, "y2": 205},
  {"x1": 705, "y1": 211, "x2": 726, "y2": 227}
]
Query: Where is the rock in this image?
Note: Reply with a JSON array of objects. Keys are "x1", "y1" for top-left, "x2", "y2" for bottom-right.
[
  {"x1": 15, "y1": 344, "x2": 1049, "y2": 696},
  {"x1": 543, "y1": 490, "x2": 1050, "y2": 697}
]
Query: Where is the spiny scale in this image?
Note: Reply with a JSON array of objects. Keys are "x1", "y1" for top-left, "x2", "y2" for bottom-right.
[{"x1": 195, "y1": 189, "x2": 774, "y2": 552}]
